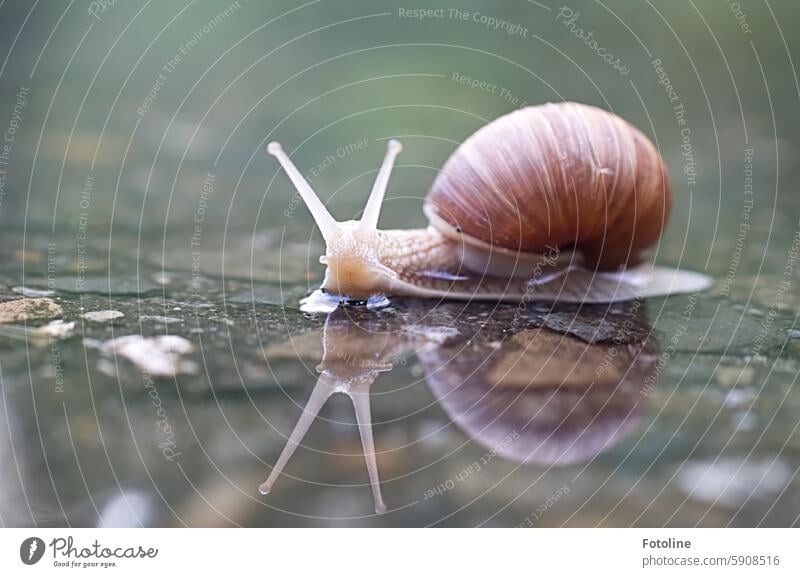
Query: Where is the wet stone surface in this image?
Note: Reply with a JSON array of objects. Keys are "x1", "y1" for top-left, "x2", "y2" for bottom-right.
[{"x1": 0, "y1": 235, "x2": 797, "y2": 528}]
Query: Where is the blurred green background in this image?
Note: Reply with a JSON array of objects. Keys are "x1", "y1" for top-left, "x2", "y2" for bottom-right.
[{"x1": 0, "y1": 0, "x2": 797, "y2": 272}]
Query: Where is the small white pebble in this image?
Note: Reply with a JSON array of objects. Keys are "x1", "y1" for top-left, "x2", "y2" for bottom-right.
[
  {"x1": 99, "y1": 335, "x2": 195, "y2": 377},
  {"x1": 82, "y1": 310, "x2": 125, "y2": 322},
  {"x1": 140, "y1": 315, "x2": 182, "y2": 324},
  {"x1": 36, "y1": 320, "x2": 76, "y2": 338},
  {"x1": 12, "y1": 286, "x2": 55, "y2": 297}
]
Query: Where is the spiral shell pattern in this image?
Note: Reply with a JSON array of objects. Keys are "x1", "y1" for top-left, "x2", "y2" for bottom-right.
[{"x1": 426, "y1": 102, "x2": 671, "y2": 269}]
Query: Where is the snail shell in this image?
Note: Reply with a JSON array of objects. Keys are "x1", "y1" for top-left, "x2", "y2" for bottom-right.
[{"x1": 425, "y1": 102, "x2": 671, "y2": 269}]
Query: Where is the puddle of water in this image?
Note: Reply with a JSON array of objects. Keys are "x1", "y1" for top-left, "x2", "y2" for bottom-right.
[{"x1": 258, "y1": 301, "x2": 657, "y2": 514}]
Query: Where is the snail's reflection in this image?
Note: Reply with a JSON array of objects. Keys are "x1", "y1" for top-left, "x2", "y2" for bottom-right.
[
  {"x1": 261, "y1": 302, "x2": 658, "y2": 513},
  {"x1": 424, "y1": 324, "x2": 658, "y2": 467},
  {"x1": 260, "y1": 309, "x2": 407, "y2": 513}
]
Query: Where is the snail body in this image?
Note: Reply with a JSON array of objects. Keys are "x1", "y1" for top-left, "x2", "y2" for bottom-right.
[{"x1": 268, "y1": 102, "x2": 710, "y2": 304}]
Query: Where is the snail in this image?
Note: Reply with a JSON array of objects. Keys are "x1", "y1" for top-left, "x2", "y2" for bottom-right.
[
  {"x1": 259, "y1": 299, "x2": 657, "y2": 513},
  {"x1": 268, "y1": 102, "x2": 711, "y2": 306}
]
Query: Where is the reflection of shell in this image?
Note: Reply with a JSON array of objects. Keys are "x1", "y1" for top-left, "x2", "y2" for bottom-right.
[{"x1": 424, "y1": 314, "x2": 657, "y2": 467}]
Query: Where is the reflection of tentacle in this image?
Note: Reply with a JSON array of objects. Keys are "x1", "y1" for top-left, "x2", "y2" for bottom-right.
[
  {"x1": 350, "y1": 388, "x2": 386, "y2": 513},
  {"x1": 260, "y1": 361, "x2": 387, "y2": 514},
  {"x1": 259, "y1": 373, "x2": 335, "y2": 495}
]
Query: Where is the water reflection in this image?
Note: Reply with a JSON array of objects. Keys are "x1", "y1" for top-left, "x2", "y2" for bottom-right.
[
  {"x1": 262, "y1": 301, "x2": 658, "y2": 513},
  {"x1": 259, "y1": 310, "x2": 401, "y2": 513}
]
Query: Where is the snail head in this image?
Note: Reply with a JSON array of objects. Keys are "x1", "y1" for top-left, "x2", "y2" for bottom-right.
[{"x1": 267, "y1": 140, "x2": 402, "y2": 298}]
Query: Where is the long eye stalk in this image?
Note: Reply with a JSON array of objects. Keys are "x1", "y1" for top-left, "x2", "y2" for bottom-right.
[
  {"x1": 267, "y1": 139, "x2": 403, "y2": 238},
  {"x1": 267, "y1": 142, "x2": 338, "y2": 242},
  {"x1": 360, "y1": 139, "x2": 402, "y2": 231}
]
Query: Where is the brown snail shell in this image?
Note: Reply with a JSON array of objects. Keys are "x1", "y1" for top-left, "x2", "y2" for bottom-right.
[{"x1": 426, "y1": 102, "x2": 671, "y2": 269}]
